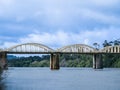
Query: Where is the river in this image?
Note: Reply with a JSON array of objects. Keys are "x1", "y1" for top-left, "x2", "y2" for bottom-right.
[{"x1": 0, "y1": 67, "x2": 120, "y2": 90}]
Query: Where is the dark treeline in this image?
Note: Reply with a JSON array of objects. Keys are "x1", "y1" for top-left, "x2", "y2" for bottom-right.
[
  {"x1": 8, "y1": 55, "x2": 50, "y2": 67},
  {"x1": 8, "y1": 39, "x2": 120, "y2": 68},
  {"x1": 8, "y1": 54, "x2": 120, "y2": 68},
  {"x1": 102, "y1": 39, "x2": 120, "y2": 47},
  {"x1": 8, "y1": 54, "x2": 93, "y2": 67}
]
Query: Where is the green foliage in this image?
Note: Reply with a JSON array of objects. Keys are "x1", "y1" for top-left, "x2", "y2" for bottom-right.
[
  {"x1": 8, "y1": 54, "x2": 93, "y2": 67},
  {"x1": 8, "y1": 53, "x2": 120, "y2": 68},
  {"x1": 113, "y1": 60, "x2": 120, "y2": 67},
  {"x1": 103, "y1": 39, "x2": 120, "y2": 47},
  {"x1": 29, "y1": 60, "x2": 49, "y2": 67},
  {"x1": 8, "y1": 55, "x2": 50, "y2": 67},
  {"x1": 59, "y1": 54, "x2": 93, "y2": 67},
  {"x1": 103, "y1": 54, "x2": 120, "y2": 68}
]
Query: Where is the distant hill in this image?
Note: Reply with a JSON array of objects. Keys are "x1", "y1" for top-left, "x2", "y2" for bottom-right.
[
  {"x1": 7, "y1": 55, "x2": 18, "y2": 60},
  {"x1": 7, "y1": 54, "x2": 120, "y2": 68}
]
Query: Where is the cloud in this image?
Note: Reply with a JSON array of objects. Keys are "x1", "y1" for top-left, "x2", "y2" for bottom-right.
[
  {"x1": 79, "y1": 9, "x2": 120, "y2": 25},
  {"x1": 0, "y1": 42, "x2": 18, "y2": 49},
  {"x1": 0, "y1": 0, "x2": 120, "y2": 26},
  {"x1": 89, "y1": 0, "x2": 120, "y2": 6},
  {"x1": 1, "y1": 27, "x2": 120, "y2": 49},
  {"x1": 0, "y1": 0, "x2": 15, "y2": 16},
  {"x1": 0, "y1": 0, "x2": 14, "y2": 6},
  {"x1": 0, "y1": 0, "x2": 120, "y2": 50},
  {"x1": 19, "y1": 31, "x2": 72, "y2": 47}
]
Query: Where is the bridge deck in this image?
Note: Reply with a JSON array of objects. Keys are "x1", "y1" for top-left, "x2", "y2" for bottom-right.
[{"x1": 4, "y1": 51, "x2": 120, "y2": 54}]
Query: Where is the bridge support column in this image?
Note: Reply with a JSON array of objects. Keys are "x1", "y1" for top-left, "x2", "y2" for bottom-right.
[
  {"x1": 93, "y1": 54, "x2": 103, "y2": 69},
  {"x1": 0, "y1": 52, "x2": 8, "y2": 70},
  {"x1": 50, "y1": 54, "x2": 60, "y2": 70}
]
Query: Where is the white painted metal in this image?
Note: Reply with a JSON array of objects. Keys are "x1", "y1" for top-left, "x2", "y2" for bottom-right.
[
  {"x1": 102, "y1": 45, "x2": 120, "y2": 53},
  {"x1": 0, "y1": 43, "x2": 120, "y2": 53},
  {"x1": 57, "y1": 44, "x2": 96, "y2": 53},
  {"x1": 6, "y1": 43, "x2": 54, "y2": 52}
]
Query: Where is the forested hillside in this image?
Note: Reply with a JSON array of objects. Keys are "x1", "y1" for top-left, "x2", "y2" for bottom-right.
[
  {"x1": 7, "y1": 54, "x2": 120, "y2": 68},
  {"x1": 8, "y1": 39, "x2": 120, "y2": 68}
]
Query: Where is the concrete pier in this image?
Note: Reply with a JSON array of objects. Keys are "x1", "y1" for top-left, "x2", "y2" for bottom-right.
[
  {"x1": 50, "y1": 54, "x2": 60, "y2": 70},
  {"x1": 93, "y1": 54, "x2": 103, "y2": 69},
  {"x1": 0, "y1": 52, "x2": 8, "y2": 70}
]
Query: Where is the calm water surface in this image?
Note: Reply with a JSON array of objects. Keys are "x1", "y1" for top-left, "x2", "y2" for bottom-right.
[{"x1": 0, "y1": 67, "x2": 120, "y2": 90}]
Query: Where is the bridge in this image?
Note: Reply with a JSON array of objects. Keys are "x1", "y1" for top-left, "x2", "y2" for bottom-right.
[{"x1": 0, "y1": 43, "x2": 120, "y2": 70}]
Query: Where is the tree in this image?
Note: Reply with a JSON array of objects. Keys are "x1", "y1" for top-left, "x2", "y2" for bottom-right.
[
  {"x1": 103, "y1": 40, "x2": 112, "y2": 47},
  {"x1": 93, "y1": 43, "x2": 100, "y2": 50},
  {"x1": 113, "y1": 40, "x2": 120, "y2": 45}
]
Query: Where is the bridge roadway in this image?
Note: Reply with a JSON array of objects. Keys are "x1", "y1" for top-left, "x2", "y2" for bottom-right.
[
  {"x1": 0, "y1": 43, "x2": 120, "y2": 70},
  {"x1": 5, "y1": 51, "x2": 120, "y2": 54}
]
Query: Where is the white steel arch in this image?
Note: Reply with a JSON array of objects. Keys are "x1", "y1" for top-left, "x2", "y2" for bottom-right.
[
  {"x1": 6, "y1": 43, "x2": 54, "y2": 52},
  {"x1": 101, "y1": 45, "x2": 120, "y2": 53},
  {"x1": 57, "y1": 44, "x2": 96, "y2": 53}
]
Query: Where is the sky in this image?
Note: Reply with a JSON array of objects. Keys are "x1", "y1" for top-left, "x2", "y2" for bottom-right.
[{"x1": 0, "y1": 0, "x2": 120, "y2": 49}]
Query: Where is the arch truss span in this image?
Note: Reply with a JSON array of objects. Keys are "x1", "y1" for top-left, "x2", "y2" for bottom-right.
[
  {"x1": 6, "y1": 43, "x2": 54, "y2": 53},
  {"x1": 57, "y1": 44, "x2": 96, "y2": 53},
  {"x1": 101, "y1": 45, "x2": 120, "y2": 53}
]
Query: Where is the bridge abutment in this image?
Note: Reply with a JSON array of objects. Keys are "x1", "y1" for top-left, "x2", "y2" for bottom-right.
[
  {"x1": 93, "y1": 54, "x2": 103, "y2": 69},
  {"x1": 0, "y1": 52, "x2": 8, "y2": 70},
  {"x1": 50, "y1": 54, "x2": 60, "y2": 70}
]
